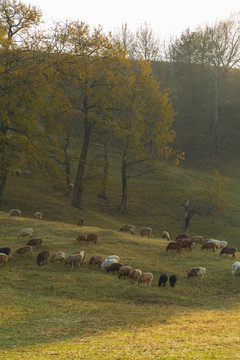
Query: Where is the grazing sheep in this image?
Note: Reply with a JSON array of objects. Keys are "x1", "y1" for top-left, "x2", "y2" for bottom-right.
[
  {"x1": 191, "y1": 236, "x2": 204, "y2": 244},
  {"x1": 162, "y1": 231, "x2": 170, "y2": 241},
  {"x1": 0, "y1": 253, "x2": 8, "y2": 265},
  {"x1": 187, "y1": 267, "x2": 206, "y2": 279},
  {"x1": 0, "y1": 247, "x2": 11, "y2": 257},
  {"x1": 8, "y1": 209, "x2": 21, "y2": 219},
  {"x1": 105, "y1": 255, "x2": 120, "y2": 262},
  {"x1": 65, "y1": 253, "x2": 83, "y2": 268},
  {"x1": 179, "y1": 239, "x2": 194, "y2": 252},
  {"x1": 118, "y1": 266, "x2": 133, "y2": 279},
  {"x1": 120, "y1": 224, "x2": 135, "y2": 235},
  {"x1": 87, "y1": 233, "x2": 98, "y2": 245},
  {"x1": 206, "y1": 239, "x2": 221, "y2": 249},
  {"x1": 76, "y1": 234, "x2": 87, "y2": 243},
  {"x1": 140, "y1": 227, "x2": 152, "y2": 238},
  {"x1": 14, "y1": 246, "x2": 33, "y2": 256},
  {"x1": 220, "y1": 247, "x2": 237, "y2": 259},
  {"x1": 67, "y1": 183, "x2": 74, "y2": 190},
  {"x1": 34, "y1": 212, "x2": 42, "y2": 219},
  {"x1": 138, "y1": 272, "x2": 154, "y2": 286},
  {"x1": 73, "y1": 250, "x2": 86, "y2": 262},
  {"x1": 129, "y1": 269, "x2": 142, "y2": 282},
  {"x1": 26, "y1": 237, "x2": 42, "y2": 248},
  {"x1": 17, "y1": 228, "x2": 33, "y2": 238},
  {"x1": 220, "y1": 240, "x2": 228, "y2": 248},
  {"x1": 77, "y1": 217, "x2": 85, "y2": 226},
  {"x1": 106, "y1": 262, "x2": 124, "y2": 274},
  {"x1": 158, "y1": 274, "x2": 168, "y2": 287},
  {"x1": 232, "y1": 262, "x2": 240, "y2": 276},
  {"x1": 50, "y1": 251, "x2": 65, "y2": 264},
  {"x1": 166, "y1": 242, "x2": 182, "y2": 252},
  {"x1": 201, "y1": 242, "x2": 217, "y2": 252},
  {"x1": 176, "y1": 234, "x2": 189, "y2": 241},
  {"x1": 37, "y1": 251, "x2": 49, "y2": 265},
  {"x1": 88, "y1": 255, "x2": 102, "y2": 269},
  {"x1": 169, "y1": 275, "x2": 177, "y2": 287},
  {"x1": 101, "y1": 257, "x2": 118, "y2": 272}
]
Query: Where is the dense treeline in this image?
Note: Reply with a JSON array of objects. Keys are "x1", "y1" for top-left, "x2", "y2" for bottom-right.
[{"x1": 1, "y1": 0, "x2": 240, "y2": 214}]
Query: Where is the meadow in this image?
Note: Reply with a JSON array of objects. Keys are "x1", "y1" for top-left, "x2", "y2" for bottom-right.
[{"x1": 1, "y1": 164, "x2": 240, "y2": 359}]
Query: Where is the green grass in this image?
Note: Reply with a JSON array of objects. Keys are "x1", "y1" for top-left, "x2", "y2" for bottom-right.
[{"x1": 1, "y1": 207, "x2": 240, "y2": 359}]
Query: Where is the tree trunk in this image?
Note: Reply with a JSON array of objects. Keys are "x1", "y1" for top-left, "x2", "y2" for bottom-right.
[
  {"x1": 64, "y1": 134, "x2": 71, "y2": 197},
  {"x1": 182, "y1": 199, "x2": 196, "y2": 234},
  {"x1": 71, "y1": 119, "x2": 92, "y2": 209},
  {"x1": 98, "y1": 140, "x2": 109, "y2": 200},
  {"x1": 0, "y1": 170, "x2": 7, "y2": 205},
  {"x1": 119, "y1": 153, "x2": 127, "y2": 214}
]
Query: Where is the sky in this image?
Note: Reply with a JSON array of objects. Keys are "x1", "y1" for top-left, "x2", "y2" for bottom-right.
[{"x1": 27, "y1": 0, "x2": 240, "y2": 41}]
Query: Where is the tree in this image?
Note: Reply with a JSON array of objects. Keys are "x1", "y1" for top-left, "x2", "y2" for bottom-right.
[
  {"x1": 50, "y1": 21, "x2": 128, "y2": 209},
  {"x1": 0, "y1": 0, "x2": 65, "y2": 202},
  {"x1": 109, "y1": 60, "x2": 179, "y2": 214},
  {"x1": 181, "y1": 170, "x2": 230, "y2": 234},
  {"x1": 133, "y1": 22, "x2": 162, "y2": 61}
]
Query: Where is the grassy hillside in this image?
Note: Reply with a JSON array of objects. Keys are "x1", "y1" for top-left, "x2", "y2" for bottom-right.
[{"x1": 1, "y1": 209, "x2": 240, "y2": 359}]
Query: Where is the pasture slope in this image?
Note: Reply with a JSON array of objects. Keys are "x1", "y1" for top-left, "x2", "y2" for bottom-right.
[{"x1": 1, "y1": 205, "x2": 240, "y2": 359}]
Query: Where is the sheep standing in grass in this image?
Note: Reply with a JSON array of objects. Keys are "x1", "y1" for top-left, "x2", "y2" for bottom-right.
[
  {"x1": 101, "y1": 257, "x2": 118, "y2": 272},
  {"x1": 26, "y1": 238, "x2": 42, "y2": 248},
  {"x1": 219, "y1": 240, "x2": 228, "y2": 248},
  {"x1": 129, "y1": 269, "x2": 142, "y2": 283},
  {"x1": 191, "y1": 236, "x2": 204, "y2": 245},
  {"x1": 118, "y1": 266, "x2": 133, "y2": 279},
  {"x1": 140, "y1": 227, "x2": 152, "y2": 238},
  {"x1": 187, "y1": 267, "x2": 206, "y2": 279},
  {"x1": 87, "y1": 233, "x2": 98, "y2": 244},
  {"x1": 9, "y1": 209, "x2": 21, "y2": 219},
  {"x1": 232, "y1": 262, "x2": 240, "y2": 276},
  {"x1": 50, "y1": 252, "x2": 65, "y2": 264},
  {"x1": 106, "y1": 262, "x2": 123, "y2": 275},
  {"x1": 76, "y1": 234, "x2": 87, "y2": 243},
  {"x1": 138, "y1": 272, "x2": 154, "y2": 286},
  {"x1": 77, "y1": 217, "x2": 85, "y2": 226},
  {"x1": 65, "y1": 253, "x2": 83, "y2": 268},
  {"x1": 37, "y1": 251, "x2": 49, "y2": 265},
  {"x1": 14, "y1": 246, "x2": 33, "y2": 256},
  {"x1": 0, "y1": 247, "x2": 11, "y2": 257},
  {"x1": 220, "y1": 247, "x2": 237, "y2": 259},
  {"x1": 158, "y1": 274, "x2": 168, "y2": 287},
  {"x1": 206, "y1": 239, "x2": 221, "y2": 249},
  {"x1": 162, "y1": 231, "x2": 170, "y2": 241},
  {"x1": 201, "y1": 242, "x2": 217, "y2": 252},
  {"x1": 88, "y1": 255, "x2": 102, "y2": 269},
  {"x1": 17, "y1": 228, "x2": 33, "y2": 238},
  {"x1": 169, "y1": 275, "x2": 177, "y2": 287},
  {"x1": 120, "y1": 224, "x2": 135, "y2": 235},
  {"x1": 34, "y1": 212, "x2": 42, "y2": 219},
  {"x1": 166, "y1": 242, "x2": 182, "y2": 252}
]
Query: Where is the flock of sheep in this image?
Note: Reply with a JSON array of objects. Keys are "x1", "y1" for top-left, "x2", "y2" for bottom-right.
[{"x1": 1, "y1": 211, "x2": 240, "y2": 289}]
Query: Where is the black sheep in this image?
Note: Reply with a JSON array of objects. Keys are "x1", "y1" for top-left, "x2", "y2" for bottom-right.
[
  {"x1": 0, "y1": 247, "x2": 11, "y2": 256},
  {"x1": 158, "y1": 274, "x2": 168, "y2": 287},
  {"x1": 169, "y1": 274, "x2": 177, "y2": 287}
]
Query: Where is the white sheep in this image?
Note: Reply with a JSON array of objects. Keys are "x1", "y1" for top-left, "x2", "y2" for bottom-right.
[
  {"x1": 17, "y1": 228, "x2": 33, "y2": 238},
  {"x1": 140, "y1": 227, "x2": 152, "y2": 238},
  {"x1": 50, "y1": 252, "x2": 66, "y2": 264},
  {"x1": 219, "y1": 240, "x2": 228, "y2": 248},
  {"x1": 34, "y1": 212, "x2": 42, "y2": 219},
  {"x1": 231, "y1": 262, "x2": 240, "y2": 276},
  {"x1": 137, "y1": 272, "x2": 154, "y2": 286},
  {"x1": 162, "y1": 231, "x2": 170, "y2": 241}
]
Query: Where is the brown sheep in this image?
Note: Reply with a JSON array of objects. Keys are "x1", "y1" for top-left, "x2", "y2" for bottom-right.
[
  {"x1": 166, "y1": 242, "x2": 182, "y2": 252},
  {"x1": 120, "y1": 224, "x2": 135, "y2": 235},
  {"x1": 179, "y1": 239, "x2": 194, "y2": 252},
  {"x1": 187, "y1": 267, "x2": 206, "y2": 279},
  {"x1": 106, "y1": 262, "x2": 124, "y2": 274},
  {"x1": 76, "y1": 234, "x2": 87, "y2": 243},
  {"x1": 73, "y1": 250, "x2": 86, "y2": 262},
  {"x1": 137, "y1": 272, "x2": 154, "y2": 286},
  {"x1": 77, "y1": 217, "x2": 85, "y2": 226},
  {"x1": 118, "y1": 265, "x2": 133, "y2": 279},
  {"x1": 15, "y1": 246, "x2": 33, "y2": 256},
  {"x1": 65, "y1": 253, "x2": 83, "y2": 268},
  {"x1": 50, "y1": 251, "x2": 65, "y2": 263},
  {"x1": 0, "y1": 253, "x2": 8, "y2": 265},
  {"x1": 220, "y1": 247, "x2": 237, "y2": 259},
  {"x1": 140, "y1": 227, "x2": 152, "y2": 238},
  {"x1": 37, "y1": 251, "x2": 49, "y2": 265},
  {"x1": 129, "y1": 269, "x2": 142, "y2": 282},
  {"x1": 88, "y1": 255, "x2": 102, "y2": 269},
  {"x1": 26, "y1": 237, "x2": 42, "y2": 248},
  {"x1": 87, "y1": 233, "x2": 98, "y2": 245},
  {"x1": 201, "y1": 242, "x2": 217, "y2": 252},
  {"x1": 8, "y1": 209, "x2": 21, "y2": 219}
]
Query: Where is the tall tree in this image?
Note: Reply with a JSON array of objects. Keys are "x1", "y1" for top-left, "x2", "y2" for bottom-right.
[
  {"x1": 51, "y1": 21, "x2": 127, "y2": 209},
  {"x1": 0, "y1": 0, "x2": 64, "y2": 202}
]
